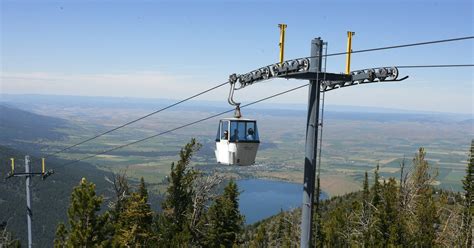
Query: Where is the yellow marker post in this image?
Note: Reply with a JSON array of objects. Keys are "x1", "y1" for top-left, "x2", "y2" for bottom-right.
[
  {"x1": 345, "y1": 31, "x2": 355, "y2": 74},
  {"x1": 278, "y1": 24, "x2": 287, "y2": 64},
  {"x1": 10, "y1": 158, "x2": 14, "y2": 174},
  {"x1": 42, "y1": 158, "x2": 45, "y2": 174}
]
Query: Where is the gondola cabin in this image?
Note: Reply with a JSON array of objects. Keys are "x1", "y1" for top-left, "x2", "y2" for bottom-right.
[{"x1": 215, "y1": 118, "x2": 260, "y2": 166}]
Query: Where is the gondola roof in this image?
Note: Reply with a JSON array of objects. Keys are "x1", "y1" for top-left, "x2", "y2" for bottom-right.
[{"x1": 219, "y1": 117, "x2": 256, "y2": 121}]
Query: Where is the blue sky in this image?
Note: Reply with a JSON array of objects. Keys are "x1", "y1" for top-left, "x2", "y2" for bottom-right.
[{"x1": 1, "y1": 0, "x2": 473, "y2": 113}]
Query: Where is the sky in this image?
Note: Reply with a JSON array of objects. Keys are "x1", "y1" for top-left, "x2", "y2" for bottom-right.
[{"x1": 1, "y1": 0, "x2": 473, "y2": 114}]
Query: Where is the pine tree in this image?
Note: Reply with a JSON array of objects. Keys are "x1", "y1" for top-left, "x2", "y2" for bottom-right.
[
  {"x1": 205, "y1": 180, "x2": 244, "y2": 247},
  {"x1": 138, "y1": 177, "x2": 148, "y2": 201},
  {"x1": 55, "y1": 178, "x2": 110, "y2": 247},
  {"x1": 412, "y1": 148, "x2": 438, "y2": 247},
  {"x1": 372, "y1": 164, "x2": 382, "y2": 207},
  {"x1": 204, "y1": 203, "x2": 223, "y2": 248},
  {"x1": 0, "y1": 222, "x2": 21, "y2": 248},
  {"x1": 370, "y1": 165, "x2": 384, "y2": 247},
  {"x1": 397, "y1": 157, "x2": 411, "y2": 247},
  {"x1": 284, "y1": 213, "x2": 296, "y2": 248},
  {"x1": 272, "y1": 210, "x2": 286, "y2": 246},
  {"x1": 313, "y1": 177, "x2": 324, "y2": 247},
  {"x1": 53, "y1": 223, "x2": 67, "y2": 247},
  {"x1": 158, "y1": 138, "x2": 201, "y2": 245},
  {"x1": 251, "y1": 225, "x2": 267, "y2": 248},
  {"x1": 461, "y1": 140, "x2": 474, "y2": 247},
  {"x1": 221, "y1": 180, "x2": 244, "y2": 244},
  {"x1": 113, "y1": 178, "x2": 154, "y2": 247},
  {"x1": 360, "y1": 171, "x2": 372, "y2": 246},
  {"x1": 363, "y1": 171, "x2": 370, "y2": 205},
  {"x1": 324, "y1": 205, "x2": 349, "y2": 247},
  {"x1": 415, "y1": 194, "x2": 437, "y2": 247},
  {"x1": 381, "y1": 178, "x2": 400, "y2": 247}
]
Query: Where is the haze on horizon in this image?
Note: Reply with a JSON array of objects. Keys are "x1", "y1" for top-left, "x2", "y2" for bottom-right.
[{"x1": 1, "y1": 0, "x2": 473, "y2": 114}]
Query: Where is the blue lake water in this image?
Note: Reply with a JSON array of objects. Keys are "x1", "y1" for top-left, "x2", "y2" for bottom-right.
[{"x1": 237, "y1": 179, "x2": 328, "y2": 224}]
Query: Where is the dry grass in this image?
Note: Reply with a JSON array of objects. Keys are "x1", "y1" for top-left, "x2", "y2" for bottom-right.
[{"x1": 253, "y1": 171, "x2": 361, "y2": 197}]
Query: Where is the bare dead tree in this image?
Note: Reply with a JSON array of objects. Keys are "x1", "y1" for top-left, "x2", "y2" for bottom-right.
[
  {"x1": 397, "y1": 148, "x2": 440, "y2": 244},
  {"x1": 285, "y1": 208, "x2": 301, "y2": 247},
  {"x1": 349, "y1": 200, "x2": 381, "y2": 247},
  {"x1": 434, "y1": 192, "x2": 465, "y2": 247},
  {"x1": 189, "y1": 171, "x2": 223, "y2": 233},
  {"x1": 105, "y1": 168, "x2": 130, "y2": 210},
  {"x1": 0, "y1": 220, "x2": 18, "y2": 248}
]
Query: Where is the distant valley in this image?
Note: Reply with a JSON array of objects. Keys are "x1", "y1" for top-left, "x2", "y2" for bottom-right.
[
  {"x1": 1, "y1": 94, "x2": 471, "y2": 194},
  {"x1": 0, "y1": 94, "x2": 472, "y2": 246}
]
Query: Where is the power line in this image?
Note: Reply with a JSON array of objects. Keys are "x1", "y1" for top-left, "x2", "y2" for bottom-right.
[
  {"x1": 44, "y1": 81, "x2": 228, "y2": 158},
  {"x1": 324, "y1": 36, "x2": 474, "y2": 58},
  {"x1": 45, "y1": 35, "x2": 474, "y2": 158},
  {"x1": 59, "y1": 83, "x2": 309, "y2": 167}
]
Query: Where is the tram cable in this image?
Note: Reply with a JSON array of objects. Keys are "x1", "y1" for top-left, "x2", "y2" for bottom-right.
[
  {"x1": 314, "y1": 36, "x2": 474, "y2": 59},
  {"x1": 394, "y1": 64, "x2": 474, "y2": 68},
  {"x1": 44, "y1": 81, "x2": 228, "y2": 158},
  {"x1": 58, "y1": 82, "x2": 309, "y2": 167},
  {"x1": 231, "y1": 36, "x2": 474, "y2": 90},
  {"x1": 45, "y1": 36, "x2": 474, "y2": 159},
  {"x1": 252, "y1": 36, "x2": 474, "y2": 70},
  {"x1": 55, "y1": 62, "x2": 472, "y2": 167},
  {"x1": 353, "y1": 64, "x2": 474, "y2": 71}
]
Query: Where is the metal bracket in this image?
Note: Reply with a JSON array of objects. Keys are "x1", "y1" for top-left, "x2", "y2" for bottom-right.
[
  {"x1": 234, "y1": 105, "x2": 242, "y2": 118},
  {"x1": 5, "y1": 172, "x2": 14, "y2": 180},
  {"x1": 228, "y1": 73, "x2": 240, "y2": 107},
  {"x1": 228, "y1": 74, "x2": 243, "y2": 118},
  {"x1": 42, "y1": 170, "x2": 55, "y2": 180}
]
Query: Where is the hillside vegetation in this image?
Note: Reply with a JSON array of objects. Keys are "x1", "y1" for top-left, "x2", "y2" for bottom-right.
[
  {"x1": 2, "y1": 97, "x2": 470, "y2": 193},
  {"x1": 52, "y1": 139, "x2": 245, "y2": 247},
  {"x1": 46, "y1": 140, "x2": 473, "y2": 247},
  {"x1": 0, "y1": 145, "x2": 112, "y2": 246},
  {"x1": 242, "y1": 146, "x2": 474, "y2": 247},
  {"x1": 0, "y1": 102, "x2": 471, "y2": 247},
  {"x1": 0, "y1": 105, "x2": 69, "y2": 152}
]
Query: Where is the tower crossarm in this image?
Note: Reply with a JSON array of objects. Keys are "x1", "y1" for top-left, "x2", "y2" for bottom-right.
[{"x1": 228, "y1": 59, "x2": 409, "y2": 102}]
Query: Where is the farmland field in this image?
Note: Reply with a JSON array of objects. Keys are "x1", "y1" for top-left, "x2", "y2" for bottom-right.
[{"x1": 3, "y1": 95, "x2": 472, "y2": 195}]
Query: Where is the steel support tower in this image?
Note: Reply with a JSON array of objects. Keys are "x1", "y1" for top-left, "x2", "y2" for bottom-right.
[
  {"x1": 300, "y1": 38, "x2": 323, "y2": 248},
  {"x1": 227, "y1": 35, "x2": 408, "y2": 248}
]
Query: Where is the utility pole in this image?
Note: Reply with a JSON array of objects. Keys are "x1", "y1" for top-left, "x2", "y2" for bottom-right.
[
  {"x1": 6, "y1": 155, "x2": 54, "y2": 248},
  {"x1": 25, "y1": 156, "x2": 32, "y2": 248}
]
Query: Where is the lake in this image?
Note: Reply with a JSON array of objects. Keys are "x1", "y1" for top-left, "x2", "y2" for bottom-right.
[{"x1": 237, "y1": 179, "x2": 328, "y2": 224}]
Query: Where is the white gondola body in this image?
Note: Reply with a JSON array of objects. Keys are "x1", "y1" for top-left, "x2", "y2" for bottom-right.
[{"x1": 215, "y1": 118, "x2": 260, "y2": 166}]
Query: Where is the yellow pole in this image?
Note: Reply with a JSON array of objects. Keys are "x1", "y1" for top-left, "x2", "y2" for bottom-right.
[
  {"x1": 345, "y1": 31, "x2": 355, "y2": 74},
  {"x1": 10, "y1": 158, "x2": 14, "y2": 174},
  {"x1": 42, "y1": 158, "x2": 45, "y2": 174},
  {"x1": 278, "y1": 24, "x2": 287, "y2": 64}
]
